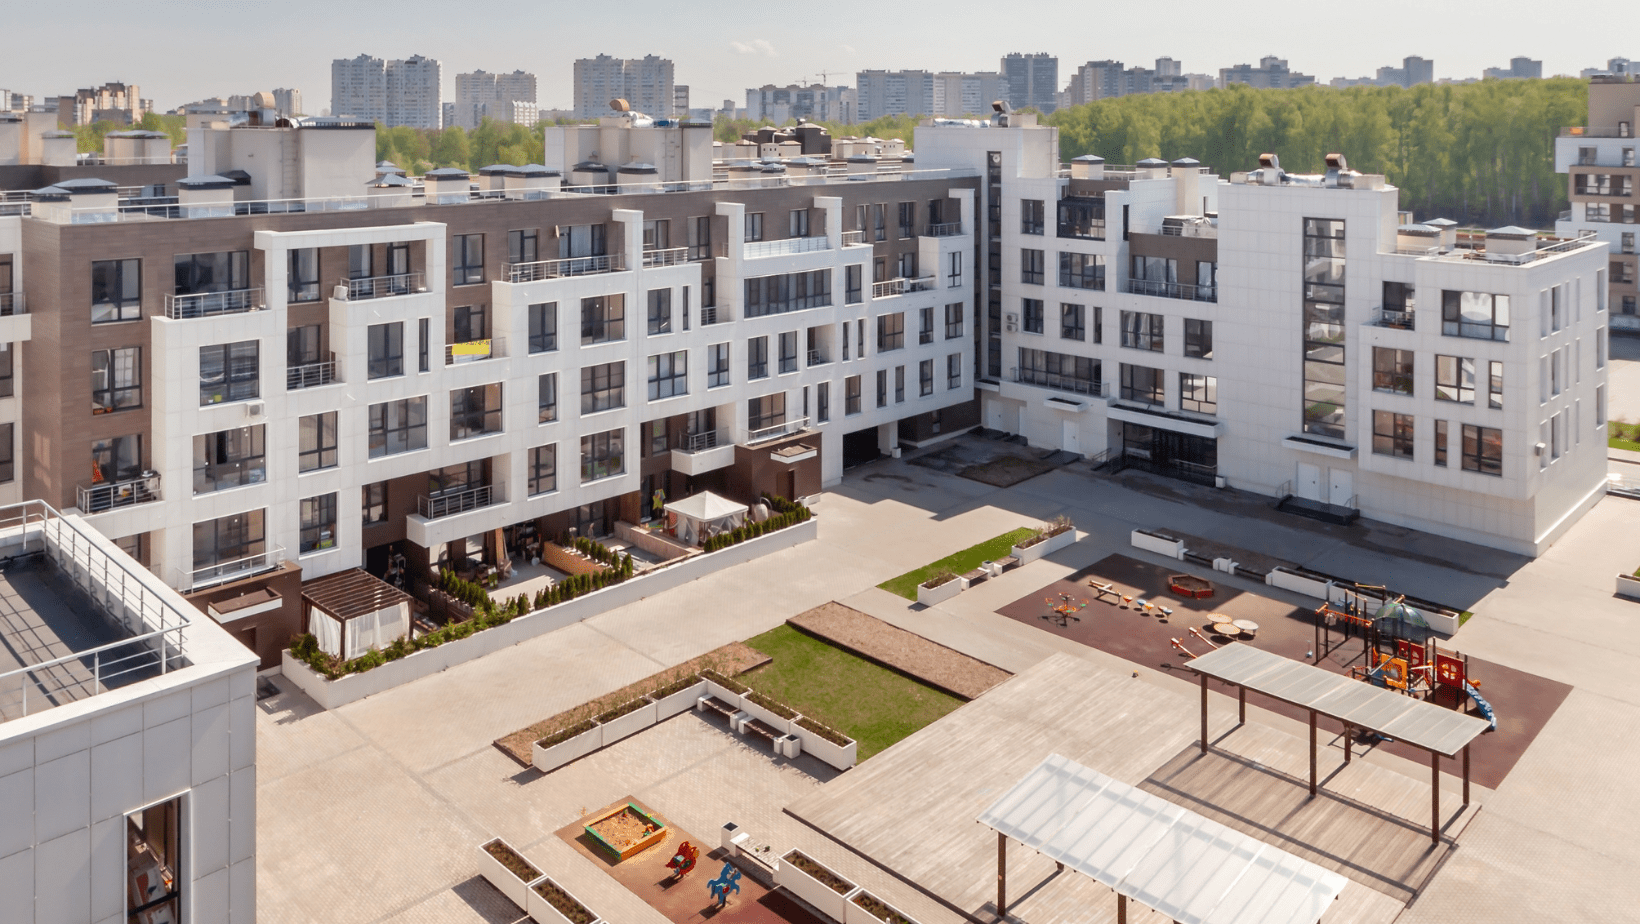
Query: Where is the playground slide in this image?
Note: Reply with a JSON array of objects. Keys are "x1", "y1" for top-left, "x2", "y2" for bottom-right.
[{"x1": 1462, "y1": 681, "x2": 1498, "y2": 731}]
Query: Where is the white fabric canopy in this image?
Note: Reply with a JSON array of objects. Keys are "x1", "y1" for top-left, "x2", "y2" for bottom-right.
[
  {"x1": 977, "y1": 754, "x2": 1347, "y2": 924},
  {"x1": 665, "y1": 491, "x2": 748, "y2": 520},
  {"x1": 311, "y1": 602, "x2": 409, "y2": 660},
  {"x1": 664, "y1": 491, "x2": 748, "y2": 546}
]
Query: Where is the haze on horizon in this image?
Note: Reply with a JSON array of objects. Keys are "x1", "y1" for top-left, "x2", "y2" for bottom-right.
[{"x1": 2, "y1": 0, "x2": 1633, "y2": 114}]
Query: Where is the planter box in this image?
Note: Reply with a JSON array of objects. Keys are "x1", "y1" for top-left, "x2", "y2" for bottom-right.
[
  {"x1": 1130, "y1": 528, "x2": 1186, "y2": 560},
  {"x1": 650, "y1": 680, "x2": 708, "y2": 720},
  {"x1": 1266, "y1": 566, "x2": 1331, "y2": 600},
  {"x1": 597, "y1": 699, "x2": 658, "y2": 744},
  {"x1": 476, "y1": 838, "x2": 539, "y2": 909},
  {"x1": 794, "y1": 725, "x2": 858, "y2": 770},
  {"x1": 1011, "y1": 527, "x2": 1075, "y2": 564},
  {"x1": 704, "y1": 676, "x2": 750, "y2": 705},
  {"x1": 1424, "y1": 610, "x2": 1460, "y2": 636},
  {"x1": 916, "y1": 577, "x2": 962, "y2": 606},
  {"x1": 1618, "y1": 573, "x2": 1640, "y2": 601},
  {"x1": 740, "y1": 696, "x2": 797, "y2": 734},
  {"x1": 846, "y1": 889, "x2": 922, "y2": 924},
  {"x1": 526, "y1": 874, "x2": 602, "y2": 924},
  {"x1": 532, "y1": 724, "x2": 604, "y2": 773},
  {"x1": 777, "y1": 851, "x2": 856, "y2": 922}
]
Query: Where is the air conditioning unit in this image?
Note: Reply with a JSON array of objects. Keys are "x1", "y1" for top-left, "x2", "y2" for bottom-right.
[
  {"x1": 1005, "y1": 312, "x2": 1019, "y2": 332},
  {"x1": 333, "y1": 284, "x2": 349, "y2": 300},
  {"x1": 246, "y1": 401, "x2": 266, "y2": 419}
]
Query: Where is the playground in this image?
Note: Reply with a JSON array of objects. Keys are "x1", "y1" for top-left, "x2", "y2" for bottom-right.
[
  {"x1": 557, "y1": 797, "x2": 827, "y2": 924},
  {"x1": 994, "y1": 554, "x2": 1571, "y2": 789}
]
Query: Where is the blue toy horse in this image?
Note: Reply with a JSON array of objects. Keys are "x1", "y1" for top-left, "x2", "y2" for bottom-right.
[{"x1": 708, "y1": 862, "x2": 742, "y2": 907}]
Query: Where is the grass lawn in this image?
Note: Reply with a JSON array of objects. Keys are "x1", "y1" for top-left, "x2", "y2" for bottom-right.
[
  {"x1": 877, "y1": 527, "x2": 1038, "y2": 599},
  {"x1": 743, "y1": 625, "x2": 963, "y2": 760},
  {"x1": 1610, "y1": 436, "x2": 1640, "y2": 452}
]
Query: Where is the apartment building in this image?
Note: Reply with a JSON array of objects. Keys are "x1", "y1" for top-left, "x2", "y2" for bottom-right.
[
  {"x1": 330, "y1": 54, "x2": 443, "y2": 129},
  {"x1": 1000, "y1": 53, "x2": 1058, "y2": 114},
  {"x1": 55, "y1": 82, "x2": 151, "y2": 128},
  {"x1": 1555, "y1": 76, "x2": 1639, "y2": 327},
  {"x1": 452, "y1": 70, "x2": 539, "y2": 131},
  {"x1": 918, "y1": 119, "x2": 1609, "y2": 557},
  {"x1": 1484, "y1": 57, "x2": 1543, "y2": 80},
  {"x1": 0, "y1": 500, "x2": 260, "y2": 924},
  {"x1": 933, "y1": 72, "x2": 1005, "y2": 120},
  {"x1": 1062, "y1": 59, "x2": 1213, "y2": 108},
  {"x1": 1218, "y1": 57, "x2": 1316, "y2": 89},
  {"x1": 855, "y1": 71, "x2": 935, "y2": 122},
  {"x1": 0, "y1": 112, "x2": 978, "y2": 667},
  {"x1": 574, "y1": 56, "x2": 676, "y2": 119},
  {"x1": 746, "y1": 84, "x2": 856, "y2": 125}
]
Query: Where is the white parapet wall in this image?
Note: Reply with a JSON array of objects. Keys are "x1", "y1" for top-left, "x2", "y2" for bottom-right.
[
  {"x1": 1130, "y1": 529, "x2": 1186, "y2": 560},
  {"x1": 1265, "y1": 566, "x2": 1332, "y2": 600}
]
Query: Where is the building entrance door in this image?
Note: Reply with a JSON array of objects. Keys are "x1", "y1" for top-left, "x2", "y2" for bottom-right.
[
  {"x1": 1296, "y1": 462, "x2": 1322, "y2": 501},
  {"x1": 1328, "y1": 468, "x2": 1354, "y2": 507},
  {"x1": 1062, "y1": 419, "x2": 1080, "y2": 455}
]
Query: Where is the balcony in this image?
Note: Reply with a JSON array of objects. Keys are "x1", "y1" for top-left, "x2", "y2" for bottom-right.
[
  {"x1": 445, "y1": 337, "x2": 507, "y2": 365},
  {"x1": 339, "y1": 272, "x2": 424, "y2": 300},
  {"x1": 183, "y1": 545, "x2": 285, "y2": 591},
  {"x1": 671, "y1": 430, "x2": 735, "y2": 476},
  {"x1": 1559, "y1": 126, "x2": 1636, "y2": 138},
  {"x1": 1125, "y1": 278, "x2": 1217, "y2": 303},
  {"x1": 1368, "y1": 307, "x2": 1415, "y2": 330},
  {"x1": 925, "y1": 222, "x2": 964, "y2": 237},
  {"x1": 807, "y1": 349, "x2": 831, "y2": 367},
  {"x1": 1012, "y1": 367, "x2": 1103, "y2": 397},
  {"x1": 287, "y1": 358, "x2": 338, "y2": 390},
  {"x1": 840, "y1": 230, "x2": 867, "y2": 246},
  {"x1": 77, "y1": 473, "x2": 162, "y2": 514},
  {"x1": 164, "y1": 287, "x2": 264, "y2": 319},
  {"x1": 872, "y1": 276, "x2": 937, "y2": 299},
  {"x1": 744, "y1": 416, "x2": 811, "y2": 445},
  {"x1": 505, "y1": 253, "x2": 626, "y2": 282},
  {"x1": 417, "y1": 485, "x2": 498, "y2": 520},
  {"x1": 738, "y1": 236, "x2": 832, "y2": 259},
  {"x1": 0, "y1": 292, "x2": 23, "y2": 316},
  {"x1": 641, "y1": 246, "x2": 688, "y2": 267},
  {"x1": 700, "y1": 305, "x2": 729, "y2": 325}
]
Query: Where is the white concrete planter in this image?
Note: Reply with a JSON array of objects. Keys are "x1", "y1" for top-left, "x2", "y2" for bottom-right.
[
  {"x1": 531, "y1": 723, "x2": 604, "y2": 773},
  {"x1": 1266, "y1": 566, "x2": 1332, "y2": 600},
  {"x1": 476, "y1": 838, "x2": 540, "y2": 910},
  {"x1": 650, "y1": 680, "x2": 707, "y2": 719},
  {"x1": 846, "y1": 889, "x2": 922, "y2": 924},
  {"x1": 794, "y1": 723, "x2": 858, "y2": 770},
  {"x1": 739, "y1": 696, "x2": 798, "y2": 734},
  {"x1": 526, "y1": 874, "x2": 602, "y2": 924},
  {"x1": 1212, "y1": 557, "x2": 1238, "y2": 575},
  {"x1": 597, "y1": 699, "x2": 657, "y2": 744},
  {"x1": 1618, "y1": 573, "x2": 1640, "y2": 601},
  {"x1": 915, "y1": 577, "x2": 962, "y2": 606},
  {"x1": 1130, "y1": 528, "x2": 1186, "y2": 560},
  {"x1": 704, "y1": 676, "x2": 749, "y2": 705},
  {"x1": 1424, "y1": 610, "x2": 1460, "y2": 636},
  {"x1": 1011, "y1": 527, "x2": 1076, "y2": 563},
  {"x1": 777, "y1": 851, "x2": 856, "y2": 921}
]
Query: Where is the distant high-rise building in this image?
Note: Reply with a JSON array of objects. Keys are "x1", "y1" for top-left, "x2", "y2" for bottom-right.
[
  {"x1": 453, "y1": 69, "x2": 538, "y2": 130},
  {"x1": 331, "y1": 54, "x2": 443, "y2": 128},
  {"x1": 674, "y1": 85, "x2": 690, "y2": 120},
  {"x1": 1000, "y1": 52, "x2": 1058, "y2": 112},
  {"x1": 855, "y1": 70, "x2": 935, "y2": 121},
  {"x1": 1581, "y1": 57, "x2": 1635, "y2": 79},
  {"x1": 573, "y1": 55, "x2": 676, "y2": 119},
  {"x1": 932, "y1": 72, "x2": 1005, "y2": 118},
  {"x1": 1484, "y1": 57, "x2": 1543, "y2": 80},
  {"x1": 273, "y1": 87, "x2": 303, "y2": 116},
  {"x1": 1061, "y1": 59, "x2": 1211, "y2": 108},
  {"x1": 1218, "y1": 56, "x2": 1315, "y2": 89},
  {"x1": 746, "y1": 84, "x2": 856, "y2": 124},
  {"x1": 56, "y1": 82, "x2": 149, "y2": 127}
]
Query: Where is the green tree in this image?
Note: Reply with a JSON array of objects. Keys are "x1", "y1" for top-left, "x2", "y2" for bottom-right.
[{"x1": 429, "y1": 125, "x2": 470, "y2": 168}]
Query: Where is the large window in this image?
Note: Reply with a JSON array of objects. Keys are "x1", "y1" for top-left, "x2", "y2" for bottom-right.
[
  {"x1": 92, "y1": 347, "x2": 142, "y2": 413},
  {"x1": 948, "y1": 353, "x2": 963, "y2": 389},
  {"x1": 175, "y1": 250, "x2": 249, "y2": 296},
  {"x1": 1057, "y1": 197, "x2": 1105, "y2": 239},
  {"x1": 877, "y1": 313, "x2": 905, "y2": 351},
  {"x1": 368, "y1": 396, "x2": 427, "y2": 457},
  {"x1": 918, "y1": 359, "x2": 934, "y2": 396},
  {"x1": 648, "y1": 351, "x2": 687, "y2": 400},
  {"x1": 919, "y1": 307, "x2": 935, "y2": 345},
  {"x1": 363, "y1": 482, "x2": 388, "y2": 526},
  {"x1": 747, "y1": 336, "x2": 769, "y2": 379},
  {"x1": 199, "y1": 341, "x2": 258, "y2": 405},
  {"x1": 580, "y1": 428, "x2": 625, "y2": 482},
  {"x1": 1021, "y1": 248, "x2": 1045, "y2": 285},
  {"x1": 90, "y1": 434, "x2": 143, "y2": 491},
  {"x1": 1060, "y1": 303, "x2": 1085, "y2": 341},
  {"x1": 508, "y1": 228, "x2": 539, "y2": 265},
  {"x1": 744, "y1": 211, "x2": 764, "y2": 242},
  {"x1": 1058, "y1": 252, "x2": 1105, "y2": 290},
  {"x1": 748, "y1": 393, "x2": 786, "y2": 432},
  {"x1": 538, "y1": 373, "x2": 558, "y2": 423},
  {"x1": 708, "y1": 342, "x2": 731, "y2": 388},
  {"x1": 1435, "y1": 355, "x2": 1475, "y2": 403},
  {"x1": 581, "y1": 362, "x2": 625, "y2": 414},
  {"x1": 528, "y1": 444, "x2": 557, "y2": 495},
  {"x1": 845, "y1": 375, "x2": 862, "y2": 414},
  {"x1": 528, "y1": 302, "x2": 557, "y2": 353},
  {"x1": 368, "y1": 322, "x2": 404, "y2": 379},
  {"x1": 1462, "y1": 424, "x2": 1502, "y2": 476},
  {"x1": 1021, "y1": 199, "x2": 1045, "y2": 235},
  {"x1": 895, "y1": 365, "x2": 906, "y2": 403},
  {"x1": 298, "y1": 412, "x2": 338, "y2": 472},
  {"x1": 299, "y1": 493, "x2": 338, "y2": 553},
  {"x1": 946, "y1": 302, "x2": 964, "y2": 339},
  {"x1": 1488, "y1": 360, "x2": 1504, "y2": 409},
  {"x1": 1179, "y1": 373, "x2": 1218, "y2": 415},
  {"x1": 647, "y1": 288, "x2": 672, "y2": 334},
  {"x1": 1120, "y1": 311, "x2": 1165, "y2": 352},
  {"x1": 744, "y1": 270, "x2": 831, "y2": 316},
  {"x1": 453, "y1": 233, "x2": 484, "y2": 285},
  {"x1": 91, "y1": 258, "x2": 141, "y2": 322},
  {"x1": 1372, "y1": 410, "x2": 1415, "y2": 459},
  {"x1": 1019, "y1": 348, "x2": 1099, "y2": 395},
  {"x1": 1022, "y1": 299, "x2": 1044, "y2": 334},
  {"x1": 1372, "y1": 347, "x2": 1414, "y2": 395},
  {"x1": 817, "y1": 381, "x2": 831, "y2": 422},
  {"x1": 0, "y1": 343, "x2": 12, "y2": 398},
  {"x1": 581, "y1": 294, "x2": 625, "y2": 344},
  {"x1": 779, "y1": 331, "x2": 799, "y2": 373},
  {"x1": 1302, "y1": 217, "x2": 1347, "y2": 438},
  {"x1": 126, "y1": 796, "x2": 183, "y2": 924},
  {"x1": 288, "y1": 248, "x2": 319, "y2": 303},
  {"x1": 876, "y1": 369, "x2": 888, "y2": 408},
  {"x1": 0, "y1": 423, "x2": 11, "y2": 483},
  {"x1": 1119, "y1": 363, "x2": 1165, "y2": 406},
  {"x1": 451, "y1": 383, "x2": 503, "y2": 439},
  {"x1": 1184, "y1": 319, "x2": 1213, "y2": 359},
  {"x1": 846, "y1": 265, "x2": 863, "y2": 304},
  {"x1": 1442, "y1": 290, "x2": 1510, "y2": 341},
  {"x1": 193, "y1": 509, "x2": 265, "y2": 573}
]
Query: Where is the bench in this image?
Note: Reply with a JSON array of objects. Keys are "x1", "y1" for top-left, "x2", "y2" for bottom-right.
[
  {"x1": 995, "y1": 556, "x2": 1021, "y2": 572},
  {"x1": 962, "y1": 568, "x2": 988, "y2": 586},
  {"x1": 741, "y1": 718, "x2": 783, "y2": 746},
  {"x1": 697, "y1": 695, "x2": 739, "y2": 720}
]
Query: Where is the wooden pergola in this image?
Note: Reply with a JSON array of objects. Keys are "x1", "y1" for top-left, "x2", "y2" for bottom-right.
[
  {"x1": 1187, "y1": 643, "x2": 1490, "y2": 846},
  {"x1": 300, "y1": 568, "x2": 414, "y2": 659}
]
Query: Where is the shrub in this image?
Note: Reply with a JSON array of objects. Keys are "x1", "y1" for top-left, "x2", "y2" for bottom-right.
[
  {"x1": 535, "y1": 718, "x2": 597, "y2": 749},
  {"x1": 747, "y1": 691, "x2": 797, "y2": 719},
  {"x1": 594, "y1": 698, "x2": 648, "y2": 724},
  {"x1": 701, "y1": 668, "x2": 749, "y2": 694},
  {"x1": 649, "y1": 673, "x2": 703, "y2": 700},
  {"x1": 922, "y1": 568, "x2": 959, "y2": 588},
  {"x1": 483, "y1": 839, "x2": 541, "y2": 882},
  {"x1": 796, "y1": 715, "x2": 851, "y2": 746},
  {"x1": 783, "y1": 850, "x2": 852, "y2": 894}
]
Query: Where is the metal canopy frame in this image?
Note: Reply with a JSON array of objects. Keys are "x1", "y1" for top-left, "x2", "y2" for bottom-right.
[{"x1": 1187, "y1": 643, "x2": 1490, "y2": 845}]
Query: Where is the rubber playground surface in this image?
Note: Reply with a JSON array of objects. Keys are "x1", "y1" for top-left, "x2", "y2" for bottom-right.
[
  {"x1": 995, "y1": 554, "x2": 1571, "y2": 790},
  {"x1": 556, "y1": 797, "x2": 826, "y2": 924}
]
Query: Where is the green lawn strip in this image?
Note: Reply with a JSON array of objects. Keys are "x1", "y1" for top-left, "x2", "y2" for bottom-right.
[
  {"x1": 1458, "y1": 610, "x2": 1474, "y2": 626},
  {"x1": 742, "y1": 625, "x2": 962, "y2": 761},
  {"x1": 1609, "y1": 436, "x2": 1640, "y2": 452},
  {"x1": 877, "y1": 527, "x2": 1038, "y2": 600}
]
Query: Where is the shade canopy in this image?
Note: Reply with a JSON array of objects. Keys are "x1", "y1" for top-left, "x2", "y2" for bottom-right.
[
  {"x1": 978, "y1": 754, "x2": 1347, "y2": 924},
  {"x1": 663, "y1": 491, "x2": 748, "y2": 546},
  {"x1": 302, "y1": 569, "x2": 413, "y2": 660}
]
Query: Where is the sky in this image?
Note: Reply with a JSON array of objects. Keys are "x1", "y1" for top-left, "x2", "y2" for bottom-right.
[{"x1": 2, "y1": 0, "x2": 1635, "y2": 114}]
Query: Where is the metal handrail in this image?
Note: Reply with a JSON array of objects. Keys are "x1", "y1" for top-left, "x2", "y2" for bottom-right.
[
  {"x1": 745, "y1": 416, "x2": 811, "y2": 445},
  {"x1": 641, "y1": 246, "x2": 689, "y2": 267},
  {"x1": 1368, "y1": 307, "x2": 1415, "y2": 330},
  {"x1": 700, "y1": 305, "x2": 728, "y2": 325},
  {"x1": 418, "y1": 485, "x2": 495, "y2": 519},
  {"x1": 505, "y1": 253, "x2": 626, "y2": 282},
  {"x1": 840, "y1": 230, "x2": 866, "y2": 246},
  {"x1": 0, "y1": 292, "x2": 24, "y2": 316},
  {"x1": 1125, "y1": 278, "x2": 1217, "y2": 302},
  {"x1": 183, "y1": 545, "x2": 285, "y2": 591},
  {"x1": 1012, "y1": 366, "x2": 1103, "y2": 396},
  {"x1": 872, "y1": 276, "x2": 937, "y2": 299},
  {"x1": 807, "y1": 349, "x2": 830, "y2": 366},
  {"x1": 341, "y1": 273, "x2": 423, "y2": 300},
  {"x1": 164, "y1": 287, "x2": 264, "y2": 319},
  {"x1": 925, "y1": 222, "x2": 963, "y2": 237},
  {"x1": 740, "y1": 236, "x2": 832, "y2": 259},
  {"x1": 445, "y1": 337, "x2": 507, "y2": 365},
  {"x1": 676, "y1": 430, "x2": 723, "y2": 452},
  {"x1": 77, "y1": 474, "x2": 161, "y2": 514},
  {"x1": 287, "y1": 359, "x2": 338, "y2": 390}
]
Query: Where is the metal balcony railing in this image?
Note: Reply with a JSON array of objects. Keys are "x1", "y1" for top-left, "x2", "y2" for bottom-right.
[
  {"x1": 445, "y1": 337, "x2": 506, "y2": 365},
  {"x1": 183, "y1": 545, "x2": 285, "y2": 591},
  {"x1": 642, "y1": 246, "x2": 689, "y2": 267},
  {"x1": 1368, "y1": 307, "x2": 1415, "y2": 330},
  {"x1": 745, "y1": 416, "x2": 811, "y2": 445},
  {"x1": 840, "y1": 230, "x2": 866, "y2": 246},
  {"x1": 676, "y1": 430, "x2": 724, "y2": 452},
  {"x1": 1012, "y1": 367, "x2": 1104, "y2": 397},
  {"x1": 700, "y1": 305, "x2": 728, "y2": 325},
  {"x1": 78, "y1": 474, "x2": 161, "y2": 514},
  {"x1": 286, "y1": 358, "x2": 338, "y2": 390},
  {"x1": 1125, "y1": 279, "x2": 1217, "y2": 303},
  {"x1": 807, "y1": 349, "x2": 830, "y2": 366},
  {"x1": 0, "y1": 292, "x2": 24, "y2": 316},
  {"x1": 740, "y1": 236, "x2": 832, "y2": 259},
  {"x1": 872, "y1": 276, "x2": 937, "y2": 299},
  {"x1": 340, "y1": 272, "x2": 423, "y2": 300},
  {"x1": 418, "y1": 485, "x2": 496, "y2": 519},
  {"x1": 505, "y1": 253, "x2": 626, "y2": 282},
  {"x1": 925, "y1": 222, "x2": 963, "y2": 237},
  {"x1": 164, "y1": 288, "x2": 264, "y2": 319}
]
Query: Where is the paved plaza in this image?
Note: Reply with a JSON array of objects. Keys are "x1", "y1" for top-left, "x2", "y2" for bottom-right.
[{"x1": 256, "y1": 416, "x2": 1640, "y2": 923}]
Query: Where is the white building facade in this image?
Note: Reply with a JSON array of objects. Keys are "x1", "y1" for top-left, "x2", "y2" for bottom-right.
[
  {"x1": 453, "y1": 70, "x2": 538, "y2": 131},
  {"x1": 574, "y1": 56, "x2": 675, "y2": 119},
  {"x1": 330, "y1": 54, "x2": 443, "y2": 128}
]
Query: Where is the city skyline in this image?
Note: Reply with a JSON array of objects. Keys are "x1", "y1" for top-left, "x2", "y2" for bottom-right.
[{"x1": 0, "y1": 0, "x2": 1635, "y2": 115}]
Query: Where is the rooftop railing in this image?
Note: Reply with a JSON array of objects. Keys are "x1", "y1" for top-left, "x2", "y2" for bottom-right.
[
  {"x1": 418, "y1": 485, "x2": 497, "y2": 519},
  {"x1": 744, "y1": 416, "x2": 811, "y2": 445},
  {"x1": 77, "y1": 473, "x2": 162, "y2": 514},
  {"x1": 871, "y1": 276, "x2": 937, "y2": 299},
  {"x1": 339, "y1": 272, "x2": 423, "y2": 300},
  {"x1": 739, "y1": 236, "x2": 831, "y2": 259},
  {"x1": 505, "y1": 253, "x2": 627, "y2": 282},
  {"x1": 163, "y1": 287, "x2": 264, "y2": 319},
  {"x1": 1559, "y1": 126, "x2": 1636, "y2": 138},
  {"x1": 1430, "y1": 230, "x2": 1601, "y2": 265}
]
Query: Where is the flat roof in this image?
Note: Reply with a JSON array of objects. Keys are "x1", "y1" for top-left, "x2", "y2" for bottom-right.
[
  {"x1": 1188, "y1": 644, "x2": 1489, "y2": 756},
  {"x1": 978, "y1": 754, "x2": 1348, "y2": 924}
]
